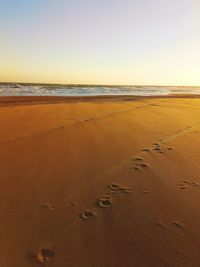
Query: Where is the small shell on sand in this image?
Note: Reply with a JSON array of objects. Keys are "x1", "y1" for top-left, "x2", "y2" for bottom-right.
[
  {"x1": 132, "y1": 156, "x2": 144, "y2": 161},
  {"x1": 109, "y1": 183, "x2": 121, "y2": 191},
  {"x1": 98, "y1": 196, "x2": 113, "y2": 208},
  {"x1": 81, "y1": 209, "x2": 96, "y2": 220},
  {"x1": 36, "y1": 248, "x2": 54, "y2": 264}
]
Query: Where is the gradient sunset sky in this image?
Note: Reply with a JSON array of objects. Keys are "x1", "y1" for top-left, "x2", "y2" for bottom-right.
[{"x1": 0, "y1": 0, "x2": 200, "y2": 85}]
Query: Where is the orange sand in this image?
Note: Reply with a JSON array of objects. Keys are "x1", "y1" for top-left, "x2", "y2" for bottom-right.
[{"x1": 1, "y1": 96, "x2": 200, "y2": 266}]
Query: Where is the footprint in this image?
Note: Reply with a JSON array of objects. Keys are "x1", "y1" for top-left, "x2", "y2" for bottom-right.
[
  {"x1": 183, "y1": 180, "x2": 191, "y2": 184},
  {"x1": 81, "y1": 209, "x2": 96, "y2": 220},
  {"x1": 141, "y1": 148, "x2": 151, "y2": 152},
  {"x1": 120, "y1": 187, "x2": 133, "y2": 193},
  {"x1": 153, "y1": 147, "x2": 161, "y2": 151},
  {"x1": 191, "y1": 182, "x2": 200, "y2": 186},
  {"x1": 98, "y1": 195, "x2": 113, "y2": 208},
  {"x1": 109, "y1": 183, "x2": 121, "y2": 191},
  {"x1": 130, "y1": 166, "x2": 142, "y2": 171},
  {"x1": 132, "y1": 156, "x2": 144, "y2": 161},
  {"x1": 36, "y1": 248, "x2": 54, "y2": 264},
  {"x1": 138, "y1": 162, "x2": 149, "y2": 168},
  {"x1": 179, "y1": 184, "x2": 188, "y2": 190},
  {"x1": 152, "y1": 143, "x2": 161, "y2": 151},
  {"x1": 152, "y1": 142, "x2": 160, "y2": 146},
  {"x1": 109, "y1": 191, "x2": 118, "y2": 195},
  {"x1": 108, "y1": 183, "x2": 132, "y2": 194}
]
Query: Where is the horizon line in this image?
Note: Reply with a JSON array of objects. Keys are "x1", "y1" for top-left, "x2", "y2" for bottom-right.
[{"x1": 0, "y1": 81, "x2": 200, "y2": 88}]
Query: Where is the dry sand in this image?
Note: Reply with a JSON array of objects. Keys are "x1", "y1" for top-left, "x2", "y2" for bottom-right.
[{"x1": 1, "y1": 96, "x2": 200, "y2": 266}]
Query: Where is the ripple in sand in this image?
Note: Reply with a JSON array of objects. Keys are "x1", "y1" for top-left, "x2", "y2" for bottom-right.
[
  {"x1": 36, "y1": 248, "x2": 54, "y2": 264},
  {"x1": 81, "y1": 209, "x2": 96, "y2": 220},
  {"x1": 98, "y1": 195, "x2": 113, "y2": 208},
  {"x1": 167, "y1": 147, "x2": 174, "y2": 150}
]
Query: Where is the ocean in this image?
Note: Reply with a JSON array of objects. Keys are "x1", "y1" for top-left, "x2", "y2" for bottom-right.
[{"x1": 0, "y1": 83, "x2": 200, "y2": 97}]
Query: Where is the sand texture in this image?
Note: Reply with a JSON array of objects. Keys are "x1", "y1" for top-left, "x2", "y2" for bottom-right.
[{"x1": 1, "y1": 96, "x2": 200, "y2": 266}]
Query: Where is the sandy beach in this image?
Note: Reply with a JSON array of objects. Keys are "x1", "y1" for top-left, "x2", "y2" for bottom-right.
[{"x1": 1, "y1": 96, "x2": 200, "y2": 267}]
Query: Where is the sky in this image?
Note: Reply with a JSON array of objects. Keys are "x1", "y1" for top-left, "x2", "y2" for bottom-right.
[{"x1": 0, "y1": 0, "x2": 200, "y2": 85}]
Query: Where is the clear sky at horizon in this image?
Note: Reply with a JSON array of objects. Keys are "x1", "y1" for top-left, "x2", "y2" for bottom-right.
[{"x1": 0, "y1": 0, "x2": 200, "y2": 85}]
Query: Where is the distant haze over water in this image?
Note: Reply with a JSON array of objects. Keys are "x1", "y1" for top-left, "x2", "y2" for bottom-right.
[{"x1": 0, "y1": 83, "x2": 200, "y2": 97}]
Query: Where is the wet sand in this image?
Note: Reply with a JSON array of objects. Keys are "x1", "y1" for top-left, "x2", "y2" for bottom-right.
[{"x1": 1, "y1": 96, "x2": 200, "y2": 266}]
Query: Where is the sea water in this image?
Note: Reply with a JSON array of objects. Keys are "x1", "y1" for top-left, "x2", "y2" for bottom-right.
[{"x1": 0, "y1": 84, "x2": 200, "y2": 97}]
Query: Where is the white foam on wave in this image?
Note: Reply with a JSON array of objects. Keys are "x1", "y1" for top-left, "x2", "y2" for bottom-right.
[{"x1": 0, "y1": 84, "x2": 200, "y2": 97}]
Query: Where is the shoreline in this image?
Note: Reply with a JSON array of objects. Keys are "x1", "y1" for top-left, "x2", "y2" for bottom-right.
[{"x1": 0, "y1": 94, "x2": 200, "y2": 106}]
